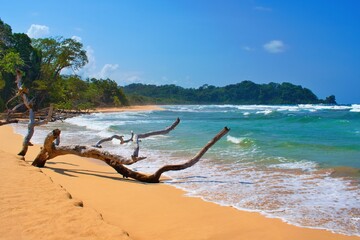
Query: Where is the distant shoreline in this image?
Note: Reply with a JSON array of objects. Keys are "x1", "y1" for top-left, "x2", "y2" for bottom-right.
[
  {"x1": 122, "y1": 81, "x2": 337, "y2": 105},
  {"x1": 94, "y1": 105, "x2": 165, "y2": 113}
]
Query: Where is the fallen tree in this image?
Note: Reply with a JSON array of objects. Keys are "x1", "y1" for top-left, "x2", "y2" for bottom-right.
[
  {"x1": 93, "y1": 117, "x2": 181, "y2": 160},
  {"x1": 32, "y1": 120, "x2": 229, "y2": 183}
]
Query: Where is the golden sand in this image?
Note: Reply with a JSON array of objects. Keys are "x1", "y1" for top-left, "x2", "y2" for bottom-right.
[{"x1": 0, "y1": 125, "x2": 131, "y2": 240}]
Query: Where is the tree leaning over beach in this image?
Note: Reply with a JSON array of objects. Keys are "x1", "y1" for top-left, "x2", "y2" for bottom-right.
[{"x1": 31, "y1": 119, "x2": 229, "y2": 183}]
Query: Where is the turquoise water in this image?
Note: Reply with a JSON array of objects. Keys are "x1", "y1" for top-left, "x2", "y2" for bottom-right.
[{"x1": 17, "y1": 104, "x2": 360, "y2": 236}]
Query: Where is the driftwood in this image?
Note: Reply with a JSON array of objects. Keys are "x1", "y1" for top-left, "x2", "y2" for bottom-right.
[
  {"x1": 32, "y1": 125, "x2": 230, "y2": 183},
  {"x1": 0, "y1": 119, "x2": 19, "y2": 126},
  {"x1": 51, "y1": 109, "x2": 92, "y2": 122},
  {"x1": 93, "y1": 118, "x2": 181, "y2": 159}
]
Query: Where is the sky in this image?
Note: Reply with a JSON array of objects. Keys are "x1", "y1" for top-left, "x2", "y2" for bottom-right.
[{"x1": 1, "y1": 0, "x2": 360, "y2": 103}]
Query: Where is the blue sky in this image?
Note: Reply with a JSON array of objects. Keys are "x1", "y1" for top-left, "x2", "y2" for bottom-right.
[{"x1": 1, "y1": 0, "x2": 360, "y2": 103}]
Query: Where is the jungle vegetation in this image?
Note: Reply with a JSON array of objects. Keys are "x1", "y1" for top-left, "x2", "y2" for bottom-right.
[{"x1": 123, "y1": 82, "x2": 336, "y2": 105}]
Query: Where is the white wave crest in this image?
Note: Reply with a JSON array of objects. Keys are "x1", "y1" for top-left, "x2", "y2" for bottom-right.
[
  {"x1": 227, "y1": 135, "x2": 244, "y2": 144},
  {"x1": 350, "y1": 104, "x2": 360, "y2": 112},
  {"x1": 256, "y1": 110, "x2": 273, "y2": 115}
]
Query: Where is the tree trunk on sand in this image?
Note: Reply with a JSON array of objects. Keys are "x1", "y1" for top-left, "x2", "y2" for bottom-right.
[
  {"x1": 17, "y1": 105, "x2": 53, "y2": 156},
  {"x1": 8, "y1": 70, "x2": 53, "y2": 157},
  {"x1": 32, "y1": 126, "x2": 229, "y2": 183}
]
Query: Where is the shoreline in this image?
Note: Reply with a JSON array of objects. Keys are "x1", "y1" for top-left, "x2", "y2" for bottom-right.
[
  {"x1": 94, "y1": 105, "x2": 165, "y2": 113},
  {"x1": 1, "y1": 121, "x2": 359, "y2": 239}
]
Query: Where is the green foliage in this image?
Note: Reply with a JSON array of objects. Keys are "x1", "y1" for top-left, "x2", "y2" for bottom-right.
[
  {"x1": 113, "y1": 96, "x2": 121, "y2": 107},
  {"x1": 123, "y1": 81, "x2": 329, "y2": 105},
  {"x1": 0, "y1": 21, "x2": 26, "y2": 110},
  {"x1": 0, "y1": 19, "x2": 13, "y2": 49},
  {"x1": 0, "y1": 19, "x2": 39, "y2": 108},
  {"x1": 323, "y1": 95, "x2": 336, "y2": 104},
  {"x1": 0, "y1": 51, "x2": 24, "y2": 73},
  {"x1": 126, "y1": 94, "x2": 155, "y2": 105},
  {"x1": 32, "y1": 37, "x2": 88, "y2": 78},
  {"x1": 12, "y1": 33, "x2": 42, "y2": 86},
  {"x1": 30, "y1": 37, "x2": 88, "y2": 107},
  {"x1": 47, "y1": 76, "x2": 129, "y2": 110},
  {"x1": 89, "y1": 78, "x2": 129, "y2": 107},
  {"x1": 0, "y1": 50, "x2": 25, "y2": 92}
]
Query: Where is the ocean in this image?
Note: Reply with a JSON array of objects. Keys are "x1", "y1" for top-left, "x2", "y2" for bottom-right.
[{"x1": 15, "y1": 104, "x2": 360, "y2": 236}]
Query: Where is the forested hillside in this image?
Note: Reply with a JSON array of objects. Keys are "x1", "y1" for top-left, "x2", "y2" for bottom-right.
[{"x1": 123, "y1": 81, "x2": 336, "y2": 105}]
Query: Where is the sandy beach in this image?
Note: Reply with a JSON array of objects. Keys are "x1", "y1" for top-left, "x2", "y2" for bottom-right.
[{"x1": 1, "y1": 107, "x2": 359, "y2": 240}]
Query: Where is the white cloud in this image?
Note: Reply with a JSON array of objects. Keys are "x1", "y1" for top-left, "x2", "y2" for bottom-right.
[
  {"x1": 263, "y1": 40, "x2": 286, "y2": 53},
  {"x1": 26, "y1": 24, "x2": 50, "y2": 38},
  {"x1": 71, "y1": 35, "x2": 82, "y2": 42},
  {"x1": 98, "y1": 64, "x2": 119, "y2": 79},
  {"x1": 79, "y1": 47, "x2": 120, "y2": 79},
  {"x1": 70, "y1": 45, "x2": 139, "y2": 85}
]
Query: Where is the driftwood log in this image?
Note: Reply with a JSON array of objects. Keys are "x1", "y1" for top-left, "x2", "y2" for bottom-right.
[
  {"x1": 0, "y1": 119, "x2": 19, "y2": 126},
  {"x1": 32, "y1": 125, "x2": 230, "y2": 183},
  {"x1": 93, "y1": 118, "x2": 181, "y2": 159}
]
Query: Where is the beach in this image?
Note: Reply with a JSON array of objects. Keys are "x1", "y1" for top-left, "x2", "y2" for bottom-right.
[{"x1": 1, "y1": 105, "x2": 360, "y2": 240}]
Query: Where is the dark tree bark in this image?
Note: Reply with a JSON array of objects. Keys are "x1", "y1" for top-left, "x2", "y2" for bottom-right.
[{"x1": 32, "y1": 126, "x2": 229, "y2": 183}]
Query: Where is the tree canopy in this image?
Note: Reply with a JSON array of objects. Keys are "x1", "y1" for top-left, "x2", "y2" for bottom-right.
[{"x1": 52, "y1": 76, "x2": 129, "y2": 110}]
